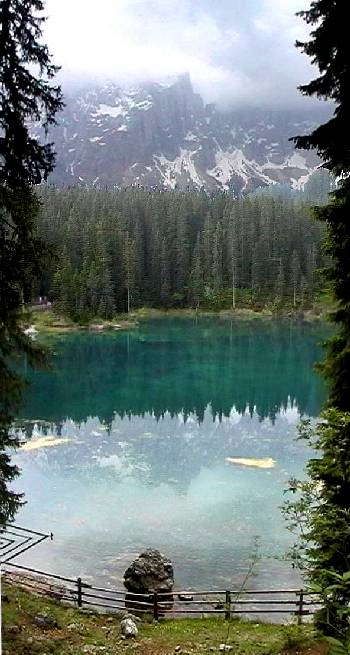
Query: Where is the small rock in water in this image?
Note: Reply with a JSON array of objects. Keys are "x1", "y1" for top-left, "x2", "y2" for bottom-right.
[
  {"x1": 178, "y1": 593, "x2": 193, "y2": 602},
  {"x1": 124, "y1": 548, "x2": 174, "y2": 613},
  {"x1": 24, "y1": 325, "x2": 38, "y2": 338},
  {"x1": 120, "y1": 616, "x2": 138, "y2": 638},
  {"x1": 124, "y1": 548, "x2": 174, "y2": 594}
]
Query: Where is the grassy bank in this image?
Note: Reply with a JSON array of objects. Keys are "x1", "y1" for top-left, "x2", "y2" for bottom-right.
[
  {"x1": 25, "y1": 294, "x2": 333, "y2": 336},
  {"x1": 24, "y1": 309, "x2": 139, "y2": 335},
  {"x1": 2, "y1": 581, "x2": 327, "y2": 655}
]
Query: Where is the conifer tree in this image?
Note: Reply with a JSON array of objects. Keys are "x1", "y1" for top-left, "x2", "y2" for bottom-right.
[
  {"x1": 188, "y1": 235, "x2": 204, "y2": 308},
  {"x1": 0, "y1": 0, "x2": 62, "y2": 522},
  {"x1": 290, "y1": 250, "x2": 301, "y2": 307},
  {"x1": 286, "y1": 0, "x2": 350, "y2": 638},
  {"x1": 175, "y1": 207, "x2": 190, "y2": 295},
  {"x1": 36, "y1": 186, "x2": 324, "y2": 313},
  {"x1": 211, "y1": 221, "x2": 223, "y2": 292},
  {"x1": 274, "y1": 259, "x2": 285, "y2": 307},
  {"x1": 160, "y1": 237, "x2": 171, "y2": 306},
  {"x1": 202, "y1": 212, "x2": 213, "y2": 286},
  {"x1": 123, "y1": 232, "x2": 136, "y2": 313}
]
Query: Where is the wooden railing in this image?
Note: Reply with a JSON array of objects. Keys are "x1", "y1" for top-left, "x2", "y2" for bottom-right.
[{"x1": 3, "y1": 561, "x2": 321, "y2": 623}]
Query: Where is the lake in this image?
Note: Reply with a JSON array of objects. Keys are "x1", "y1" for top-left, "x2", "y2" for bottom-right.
[{"x1": 12, "y1": 317, "x2": 329, "y2": 592}]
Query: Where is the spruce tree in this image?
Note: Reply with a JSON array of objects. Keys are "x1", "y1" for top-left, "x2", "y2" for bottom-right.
[
  {"x1": 286, "y1": 0, "x2": 350, "y2": 638},
  {"x1": 290, "y1": 250, "x2": 301, "y2": 307},
  {"x1": 123, "y1": 232, "x2": 136, "y2": 313},
  {"x1": 211, "y1": 221, "x2": 223, "y2": 292},
  {"x1": 0, "y1": 0, "x2": 62, "y2": 523},
  {"x1": 188, "y1": 235, "x2": 204, "y2": 308}
]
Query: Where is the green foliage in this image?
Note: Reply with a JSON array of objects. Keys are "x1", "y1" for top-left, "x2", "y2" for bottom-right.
[
  {"x1": 283, "y1": 411, "x2": 350, "y2": 638},
  {"x1": 316, "y1": 192, "x2": 350, "y2": 410},
  {"x1": 328, "y1": 637, "x2": 350, "y2": 655},
  {"x1": 35, "y1": 187, "x2": 324, "y2": 318},
  {"x1": 304, "y1": 169, "x2": 336, "y2": 205},
  {"x1": 3, "y1": 582, "x2": 320, "y2": 655},
  {"x1": 293, "y1": 2, "x2": 350, "y2": 407},
  {"x1": 0, "y1": 1, "x2": 63, "y2": 187},
  {"x1": 0, "y1": 0, "x2": 62, "y2": 522},
  {"x1": 283, "y1": 0, "x2": 350, "y2": 642}
]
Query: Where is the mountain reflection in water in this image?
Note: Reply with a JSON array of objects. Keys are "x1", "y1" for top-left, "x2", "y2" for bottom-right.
[
  {"x1": 13, "y1": 318, "x2": 330, "y2": 590},
  {"x1": 20, "y1": 317, "x2": 327, "y2": 425}
]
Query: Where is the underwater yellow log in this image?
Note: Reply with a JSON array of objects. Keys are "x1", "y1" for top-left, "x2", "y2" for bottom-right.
[
  {"x1": 225, "y1": 456, "x2": 276, "y2": 469},
  {"x1": 20, "y1": 436, "x2": 71, "y2": 451}
]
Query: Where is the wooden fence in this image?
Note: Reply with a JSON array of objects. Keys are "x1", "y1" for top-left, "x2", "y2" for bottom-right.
[{"x1": 3, "y1": 561, "x2": 321, "y2": 623}]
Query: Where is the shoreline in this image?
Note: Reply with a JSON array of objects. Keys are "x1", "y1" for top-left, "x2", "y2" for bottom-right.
[
  {"x1": 3, "y1": 580, "x2": 323, "y2": 655},
  {"x1": 3, "y1": 568, "x2": 317, "y2": 624},
  {"x1": 25, "y1": 305, "x2": 331, "y2": 336}
]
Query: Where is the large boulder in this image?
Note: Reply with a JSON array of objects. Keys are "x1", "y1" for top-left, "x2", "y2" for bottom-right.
[
  {"x1": 123, "y1": 549, "x2": 174, "y2": 613},
  {"x1": 124, "y1": 549, "x2": 174, "y2": 593}
]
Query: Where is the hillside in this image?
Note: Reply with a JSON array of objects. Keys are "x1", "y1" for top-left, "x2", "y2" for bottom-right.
[
  {"x1": 38, "y1": 75, "x2": 330, "y2": 194},
  {"x1": 2, "y1": 580, "x2": 326, "y2": 655}
]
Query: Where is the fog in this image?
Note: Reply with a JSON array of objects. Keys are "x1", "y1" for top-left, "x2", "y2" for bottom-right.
[{"x1": 44, "y1": 0, "x2": 321, "y2": 109}]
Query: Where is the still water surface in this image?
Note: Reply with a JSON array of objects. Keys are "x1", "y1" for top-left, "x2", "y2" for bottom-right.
[{"x1": 13, "y1": 317, "x2": 329, "y2": 591}]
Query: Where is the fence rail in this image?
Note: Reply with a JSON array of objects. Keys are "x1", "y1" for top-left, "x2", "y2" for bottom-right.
[{"x1": 3, "y1": 561, "x2": 321, "y2": 623}]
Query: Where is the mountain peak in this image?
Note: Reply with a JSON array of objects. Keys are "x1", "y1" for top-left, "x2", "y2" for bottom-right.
[{"x1": 47, "y1": 75, "x2": 325, "y2": 193}]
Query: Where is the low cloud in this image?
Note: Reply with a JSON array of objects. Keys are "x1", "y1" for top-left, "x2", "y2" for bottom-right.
[{"x1": 44, "y1": 0, "x2": 320, "y2": 108}]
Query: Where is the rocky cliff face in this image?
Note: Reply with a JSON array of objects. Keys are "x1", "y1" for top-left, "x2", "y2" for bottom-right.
[{"x1": 45, "y1": 74, "x2": 328, "y2": 194}]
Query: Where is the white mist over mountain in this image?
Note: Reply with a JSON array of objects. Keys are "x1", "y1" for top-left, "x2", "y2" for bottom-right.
[
  {"x1": 44, "y1": 0, "x2": 319, "y2": 109},
  {"x1": 41, "y1": 76, "x2": 330, "y2": 192},
  {"x1": 40, "y1": 2, "x2": 333, "y2": 190}
]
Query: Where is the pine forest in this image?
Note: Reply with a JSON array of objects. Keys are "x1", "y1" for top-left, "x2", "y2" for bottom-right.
[{"x1": 35, "y1": 185, "x2": 326, "y2": 320}]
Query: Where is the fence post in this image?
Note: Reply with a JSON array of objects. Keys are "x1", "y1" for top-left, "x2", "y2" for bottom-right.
[
  {"x1": 153, "y1": 592, "x2": 159, "y2": 621},
  {"x1": 77, "y1": 577, "x2": 83, "y2": 608},
  {"x1": 297, "y1": 589, "x2": 304, "y2": 625},
  {"x1": 225, "y1": 590, "x2": 231, "y2": 620}
]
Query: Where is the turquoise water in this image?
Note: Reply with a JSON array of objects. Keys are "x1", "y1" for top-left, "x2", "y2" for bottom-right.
[{"x1": 12, "y1": 317, "x2": 329, "y2": 591}]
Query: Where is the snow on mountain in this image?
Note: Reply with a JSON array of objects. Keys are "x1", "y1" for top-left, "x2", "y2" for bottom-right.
[
  {"x1": 207, "y1": 149, "x2": 273, "y2": 190},
  {"x1": 48, "y1": 74, "x2": 328, "y2": 194},
  {"x1": 154, "y1": 149, "x2": 205, "y2": 189}
]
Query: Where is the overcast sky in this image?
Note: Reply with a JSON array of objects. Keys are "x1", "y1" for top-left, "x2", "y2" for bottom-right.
[{"x1": 44, "y1": 0, "x2": 319, "y2": 109}]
